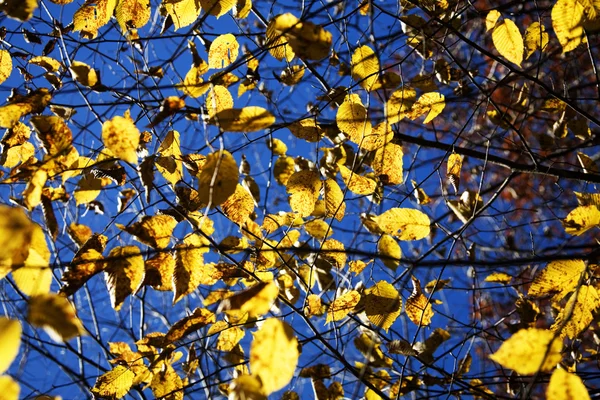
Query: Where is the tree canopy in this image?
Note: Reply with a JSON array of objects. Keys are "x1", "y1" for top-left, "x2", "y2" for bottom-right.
[{"x1": 1, "y1": 0, "x2": 600, "y2": 398}]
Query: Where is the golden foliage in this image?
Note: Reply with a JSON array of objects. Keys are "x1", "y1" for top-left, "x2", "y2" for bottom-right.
[
  {"x1": 377, "y1": 234, "x2": 401, "y2": 271},
  {"x1": 552, "y1": 0, "x2": 585, "y2": 53},
  {"x1": 102, "y1": 111, "x2": 140, "y2": 164},
  {"x1": 375, "y1": 208, "x2": 431, "y2": 240},
  {"x1": 117, "y1": 215, "x2": 177, "y2": 249},
  {"x1": 364, "y1": 281, "x2": 401, "y2": 332},
  {"x1": 209, "y1": 34, "x2": 239, "y2": 69},
  {"x1": 491, "y1": 18, "x2": 524, "y2": 66},
  {"x1": 28, "y1": 293, "x2": 86, "y2": 342},
  {"x1": 547, "y1": 369, "x2": 591, "y2": 400},
  {"x1": 351, "y1": 45, "x2": 379, "y2": 90},
  {"x1": 528, "y1": 259, "x2": 586, "y2": 301},
  {"x1": 326, "y1": 290, "x2": 361, "y2": 322},
  {"x1": 197, "y1": 150, "x2": 239, "y2": 207},
  {"x1": 406, "y1": 276, "x2": 434, "y2": 326},
  {"x1": 286, "y1": 170, "x2": 321, "y2": 217},
  {"x1": 0, "y1": 317, "x2": 21, "y2": 374},
  {"x1": 104, "y1": 246, "x2": 145, "y2": 311},
  {"x1": 91, "y1": 365, "x2": 135, "y2": 399}
]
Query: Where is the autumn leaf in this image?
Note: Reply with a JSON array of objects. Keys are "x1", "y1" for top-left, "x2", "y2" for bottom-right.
[
  {"x1": 222, "y1": 184, "x2": 255, "y2": 225},
  {"x1": 371, "y1": 142, "x2": 403, "y2": 185},
  {"x1": 117, "y1": 215, "x2": 177, "y2": 249},
  {"x1": 552, "y1": 0, "x2": 585, "y2": 53},
  {"x1": 173, "y1": 233, "x2": 219, "y2": 303},
  {"x1": 209, "y1": 107, "x2": 275, "y2": 132},
  {"x1": 200, "y1": 0, "x2": 235, "y2": 17},
  {"x1": 528, "y1": 259, "x2": 586, "y2": 301},
  {"x1": 0, "y1": 376, "x2": 19, "y2": 400},
  {"x1": 375, "y1": 208, "x2": 430, "y2": 240},
  {"x1": 551, "y1": 285, "x2": 599, "y2": 339},
  {"x1": 489, "y1": 328, "x2": 562, "y2": 374},
  {"x1": 220, "y1": 280, "x2": 279, "y2": 318},
  {"x1": 0, "y1": 0, "x2": 37, "y2": 21},
  {"x1": 408, "y1": 92, "x2": 446, "y2": 123},
  {"x1": 164, "y1": 308, "x2": 216, "y2": 344},
  {"x1": 197, "y1": 150, "x2": 239, "y2": 206},
  {"x1": 286, "y1": 170, "x2": 320, "y2": 217},
  {"x1": 143, "y1": 252, "x2": 175, "y2": 291},
  {"x1": 351, "y1": 45, "x2": 379, "y2": 90},
  {"x1": 547, "y1": 369, "x2": 591, "y2": 400},
  {"x1": 0, "y1": 50, "x2": 12, "y2": 84},
  {"x1": 104, "y1": 246, "x2": 145, "y2": 311},
  {"x1": 524, "y1": 22, "x2": 549, "y2": 59},
  {"x1": 491, "y1": 18, "x2": 524, "y2": 66},
  {"x1": 563, "y1": 205, "x2": 600, "y2": 235},
  {"x1": 336, "y1": 94, "x2": 372, "y2": 146},
  {"x1": 150, "y1": 362, "x2": 183, "y2": 400},
  {"x1": 339, "y1": 165, "x2": 377, "y2": 195},
  {"x1": 405, "y1": 276, "x2": 434, "y2": 326},
  {"x1": 0, "y1": 317, "x2": 21, "y2": 374},
  {"x1": 12, "y1": 223, "x2": 52, "y2": 296},
  {"x1": 164, "y1": 0, "x2": 202, "y2": 30},
  {"x1": 326, "y1": 290, "x2": 361, "y2": 323},
  {"x1": 102, "y1": 110, "x2": 140, "y2": 164},
  {"x1": 446, "y1": 152, "x2": 463, "y2": 192},
  {"x1": 250, "y1": 318, "x2": 299, "y2": 394},
  {"x1": 70, "y1": 61, "x2": 99, "y2": 87},
  {"x1": 269, "y1": 13, "x2": 332, "y2": 60},
  {"x1": 485, "y1": 10, "x2": 501, "y2": 31},
  {"x1": 28, "y1": 293, "x2": 86, "y2": 341},
  {"x1": 115, "y1": 0, "x2": 150, "y2": 31},
  {"x1": 91, "y1": 365, "x2": 135, "y2": 399},
  {"x1": 364, "y1": 281, "x2": 401, "y2": 332}
]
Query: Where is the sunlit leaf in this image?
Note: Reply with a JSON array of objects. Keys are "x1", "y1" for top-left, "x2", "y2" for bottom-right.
[
  {"x1": 220, "y1": 280, "x2": 279, "y2": 318},
  {"x1": 528, "y1": 259, "x2": 585, "y2": 301},
  {"x1": 209, "y1": 107, "x2": 275, "y2": 132},
  {"x1": 104, "y1": 246, "x2": 145, "y2": 311},
  {"x1": 102, "y1": 110, "x2": 140, "y2": 164},
  {"x1": 222, "y1": 184, "x2": 254, "y2": 225},
  {"x1": 208, "y1": 33, "x2": 239, "y2": 69},
  {"x1": 250, "y1": 319, "x2": 299, "y2": 394},
  {"x1": 173, "y1": 233, "x2": 219, "y2": 303},
  {"x1": 337, "y1": 94, "x2": 372, "y2": 146},
  {"x1": 547, "y1": 369, "x2": 591, "y2": 400},
  {"x1": 407, "y1": 92, "x2": 446, "y2": 123},
  {"x1": 287, "y1": 118, "x2": 324, "y2": 142},
  {"x1": 28, "y1": 293, "x2": 86, "y2": 341},
  {"x1": 270, "y1": 13, "x2": 332, "y2": 60},
  {"x1": 155, "y1": 130, "x2": 183, "y2": 185},
  {"x1": 372, "y1": 142, "x2": 403, "y2": 185},
  {"x1": 321, "y1": 238, "x2": 346, "y2": 269},
  {"x1": 0, "y1": 317, "x2": 21, "y2": 374},
  {"x1": 117, "y1": 215, "x2": 177, "y2": 249},
  {"x1": 0, "y1": 0, "x2": 37, "y2": 21},
  {"x1": 60, "y1": 234, "x2": 107, "y2": 296},
  {"x1": 524, "y1": 22, "x2": 549, "y2": 59},
  {"x1": 375, "y1": 208, "x2": 430, "y2": 240},
  {"x1": 178, "y1": 63, "x2": 210, "y2": 97},
  {"x1": 405, "y1": 276, "x2": 434, "y2": 326},
  {"x1": 280, "y1": 65, "x2": 305, "y2": 85},
  {"x1": 144, "y1": 252, "x2": 175, "y2": 291},
  {"x1": 0, "y1": 88, "x2": 52, "y2": 129},
  {"x1": 91, "y1": 365, "x2": 135, "y2": 399},
  {"x1": 0, "y1": 50, "x2": 12, "y2": 84},
  {"x1": 364, "y1": 281, "x2": 401, "y2": 332},
  {"x1": 552, "y1": 0, "x2": 585, "y2": 53},
  {"x1": 165, "y1": 308, "x2": 215, "y2": 344},
  {"x1": 12, "y1": 224, "x2": 52, "y2": 296},
  {"x1": 206, "y1": 85, "x2": 233, "y2": 119},
  {"x1": 304, "y1": 219, "x2": 333, "y2": 239},
  {"x1": 563, "y1": 205, "x2": 600, "y2": 235},
  {"x1": 72, "y1": 0, "x2": 116, "y2": 38},
  {"x1": 197, "y1": 150, "x2": 239, "y2": 207},
  {"x1": 151, "y1": 362, "x2": 183, "y2": 400},
  {"x1": 115, "y1": 0, "x2": 150, "y2": 31},
  {"x1": 30, "y1": 116, "x2": 73, "y2": 157},
  {"x1": 485, "y1": 10, "x2": 501, "y2": 31},
  {"x1": 446, "y1": 152, "x2": 463, "y2": 192},
  {"x1": 351, "y1": 45, "x2": 379, "y2": 90},
  {"x1": 491, "y1": 18, "x2": 524, "y2": 66},
  {"x1": 484, "y1": 272, "x2": 512, "y2": 284},
  {"x1": 163, "y1": 0, "x2": 201, "y2": 30},
  {"x1": 286, "y1": 170, "x2": 320, "y2": 217},
  {"x1": 70, "y1": 61, "x2": 99, "y2": 87},
  {"x1": 377, "y1": 234, "x2": 401, "y2": 271},
  {"x1": 0, "y1": 376, "x2": 19, "y2": 400},
  {"x1": 489, "y1": 328, "x2": 562, "y2": 374},
  {"x1": 551, "y1": 285, "x2": 599, "y2": 339},
  {"x1": 326, "y1": 290, "x2": 361, "y2": 323},
  {"x1": 200, "y1": 0, "x2": 235, "y2": 17},
  {"x1": 339, "y1": 165, "x2": 377, "y2": 195},
  {"x1": 386, "y1": 86, "x2": 417, "y2": 124}
]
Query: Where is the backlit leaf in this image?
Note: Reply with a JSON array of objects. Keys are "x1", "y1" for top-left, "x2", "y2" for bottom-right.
[
  {"x1": 0, "y1": 376, "x2": 19, "y2": 400},
  {"x1": 150, "y1": 362, "x2": 183, "y2": 400},
  {"x1": 372, "y1": 142, "x2": 403, "y2": 185},
  {"x1": 117, "y1": 215, "x2": 177, "y2": 249},
  {"x1": 0, "y1": 0, "x2": 37, "y2": 21},
  {"x1": 102, "y1": 110, "x2": 140, "y2": 164},
  {"x1": 209, "y1": 33, "x2": 239, "y2": 69},
  {"x1": 547, "y1": 369, "x2": 591, "y2": 400},
  {"x1": 164, "y1": 0, "x2": 201, "y2": 30},
  {"x1": 364, "y1": 281, "x2": 401, "y2": 332},
  {"x1": 209, "y1": 107, "x2": 275, "y2": 132},
  {"x1": 0, "y1": 50, "x2": 12, "y2": 84},
  {"x1": 222, "y1": 184, "x2": 254, "y2": 225},
  {"x1": 552, "y1": 0, "x2": 585, "y2": 53},
  {"x1": 28, "y1": 293, "x2": 86, "y2": 341},
  {"x1": 287, "y1": 118, "x2": 324, "y2": 142},
  {"x1": 491, "y1": 18, "x2": 524, "y2": 66},
  {"x1": 197, "y1": 150, "x2": 239, "y2": 207},
  {"x1": 524, "y1": 22, "x2": 549, "y2": 59},
  {"x1": 446, "y1": 153, "x2": 463, "y2": 192},
  {"x1": 485, "y1": 10, "x2": 501, "y2": 31},
  {"x1": 173, "y1": 233, "x2": 218, "y2": 303},
  {"x1": 270, "y1": 13, "x2": 332, "y2": 60},
  {"x1": 321, "y1": 238, "x2": 346, "y2": 269},
  {"x1": 377, "y1": 234, "x2": 401, "y2": 271},
  {"x1": 200, "y1": 0, "x2": 235, "y2": 17},
  {"x1": 408, "y1": 92, "x2": 446, "y2": 123},
  {"x1": 104, "y1": 246, "x2": 145, "y2": 311},
  {"x1": 280, "y1": 65, "x2": 305, "y2": 85},
  {"x1": 551, "y1": 285, "x2": 600, "y2": 339},
  {"x1": 250, "y1": 319, "x2": 299, "y2": 394},
  {"x1": 165, "y1": 308, "x2": 215, "y2": 344},
  {"x1": 286, "y1": 170, "x2": 320, "y2": 217},
  {"x1": 326, "y1": 290, "x2": 361, "y2": 323},
  {"x1": 386, "y1": 86, "x2": 417, "y2": 124},
  {"x1": 563, "y1": 205, "x2": 600, "y2": 235},
  {"x1": 528, "y1": 259, "x2": 585, "y2": 301},
  {"x1": 91, "y1": 365, "x2": 135, "y2": 399},
  {"x1": 337, "y1": 94, "x2": 372, "y2": 145},
  {"x1": 375, "y1": 208, "x2": 430, "y2": 240},
  {"x1": 489, "y1": 328, "x2": 562, "y2": 374},
  {"x1": 484, "y1": 272, "x2": 512, "y2": 284},
  {"x1": 178, "y1": 63, "x2": 210, "y2": 97},
  {"x1": 155, "y1": 130, "x2": 183, "y2": 185},
  {"x1": 405, "y1": 276, "x2": 434, "y2": 326},
  {"x1": 144, "y1": 252, "x2": 175, "y2": 291},
  {"x1": 339, "y1": 165, "x2": 377, "y2": 195},
  {"x1": 323, "y1": 179, "x2": 345, "y2": 221},
  {"x1": 12, "y1": 224, "x2": 52, "y2": 296},
  {"x1": 115, "y1": 0, "x2": 150, "y2": 31},
  {"x1": 220, "y1": 280, "x2": 279, "y2": 318},
  {"x1": 72, "y1": 0, "x2": 116, "y2": 38},
  {"x1": 60, "y1": 234, "x2": 107, "y2": 296},
  {"x1": 0, "y1": 317, "x2": 21, "y2": 374},
  {"x1": 30, "y1": 116, "x2": 73, "y2": 156},
  {"x1": 206, "y1": 85, "x2": 233, "y2": 118},
  {"x1": 70, "y1": 61, "x2": 99, "y2": 87},
  {"x1": 351, "y1": 45, "x2": 379, "y2": 90}
]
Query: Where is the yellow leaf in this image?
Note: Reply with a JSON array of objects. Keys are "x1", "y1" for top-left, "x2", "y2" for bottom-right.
[
  {"x1": 415, "y1": 328, "x2": 451, "y2": 363},
  {"x1": 233, "y1": 0, "x2": 251, "y2": 18},
  {"x1": 0, "y1": 50, "x2": 12, "y2": 84},
  {"x1": 377, "y1": 234, "x2": 401, "y2": 271},
  {"x1": 336, "y1": 94, "x2": 372, "y2": 145},
  {"x1": 274, "y1": 156, "x2": 295, "y2": 186},
  {"x1": 327, "y1": 290, "x2": 361, "y2": 323},
  {"x1": 305, "y1": 219, "x2": 333, "y2": 239},
  {"x1": 178, "y1": 63, "x2": 210, "y2": 97},
  {"x1": 199, "y1": 0, "x2": 235, "y2": 17},
  {"x1": 489, "y1": 328, "x2": 562, "y2": 374},
  {"x1": 484, "y1": 272, "x2": 512, "y2": 284},
  {"x1": 70, "y1": 61, "x2": 99, "y2": 87},
  {"x1": 287, "y1": 118, "x2": 324, "y2": 142},
  {"x1": 117, "y1": 215, "x2": 177, "y2": 249},
  {"x1": 208, "y1": 33, "x2": 239, "y2": 69},
  {"x1": 286, "y1": 170, "x2": 321, "y2": 217},
  {"x1": 229, "y1": 375, "x2": 267, "y2": 400},
  {"x1": 0, "y1": 0, "x2": 37, "y2": 21},
  {"x1": 155, "y1": 130, "x2": 183, "y2": 185},
  {"x1": 375, "y1": 207, "x2": 430, "y2": 240},
  {"x1": 411, "y1": 179, "x2": 431, "y2": 205},
  {"x1": 209, "y1": 106, "x2": 275, "y2": 132},
  {"x1": 151, "y1": 362, "x2": 183, "y2": 400},
  {"x1": 30, "y1": 115, "x2": 73, "y2": 156},
  {"x1": 12, "y1": 224, "x2": 52, "y2": 296},
  {"x1": 1, "y1": 142, "x2": 34, "y2": 168},
  {"x1": 552, "y1": 0, "x2": 585, "y2": 53},
  {"x1": 364, "y1": 281, "x2": 401, "y2": 332},
  {"x1": 321, "y1": 238, "x2": 346, "y2": 269},
  {"x1": 74, "y1": 174, "x2": 105, "y2": 205},
  {"x1": 173, "y1": 233, "x2": 218, "y2": 303},
  {"x1": 551, "y1": 285, "x2": 600, "y2": 339},
  {"x1": 22, "y1": 168, "x2": 47, "y2": 210},
  {"x1": 222, "y1": 184, "x2": 254, "y2": 225},
  {"x1": 339, "y1": 165, "x2": 377, "y2": 195},
  {"x1": 144, "y1": 252, "x2": 175, "y2": 291},
  {"x1": 164, "y1": 0, "x2": 201, "y2": 30},
  {"x1": 528, "y1": 259, "x2": 585, "y2": 301},
  {"x1": 220, "y1": 280, "x2": 279, "y2": 318},
  {"x1": 386, "y1": 86, "x2": 417, "y2": 124},
  {"x1": 577, "y1": 152, "x2": 599, "y2": 174},
  {"x1": 29, "y1": 55, "x2": 61, "y2": 73},
  {"x1": 104, "y1": 246, "x2": 145, "y2": 311},
  {"x1": 563, "y1": 205, "x2": 600, "y2": 235},
  {"x1": 280, "y1": 65, "x2": 305, "y2": 85},
  {"x1": 354, "y1": 333, "x2": 392, "y2": 368},
  {"x1": 485, "y1": 10, "x2": 501, "y2": 31},
  {"x1": 216, "y1": 325, "x2": 245, "y2": 351},
  {"x1": 405, "y1": 276, "x2": 434, "y2": 326},
  {"x1": 197, "y1": 150, "x2": 239, "y2": 207},
  {"x1": 266, "y1": 15, "x2": 295, "y2": 61},
  {"x1": 271, "y1": 13, "x2": 332, "y2": 60},
  {"x1": 446, "y1": 152, "x2": 463, "y2": 192},
  {"x1": 408, "y1": 92, "x2": 446, "y2": 123},
  {"x1": 250, "y1": 319, "x2": 299, "y2": 394},
  {"x1": 165, "y1": 308, "x2": 215, "y2": 343},
  {"x1": 0, "y1": 88, "x2": 52, "y2": 129},
  {"x1": 28, "y1": 293, "x2": 86, "y2": 341},
  {"x1": 102, "y1": 111, "x2": 140, "y2": 164},
  {"x1": 547, "y1": 369, "x2": 591, "y2": 400},
  {"x1": 351, "y1": 45, "x2": 379, "y2": 90},
  {"x1": 524, "y1": 22, "x2": 549, "y2": 59},
  {"x1": 72, "y1": 0, "x2": 116, "y2": 38},
  {"x1": 115, "y1": 0, "x2": 150, "y2": 31},
  {"x1": 0, "y1": 317, "x2": 21, "y2": 374},
  {"x1": 492, "y1": 18, "x2": 524, "y2": 66},
  {"x1": 0, "y1": 376, "x2": 19, "y2": 400},
  {"x1": 323, "y1": 179, "x2": 345, "y2": 221},
  {"x1": 91, "y1": 365, "x2": 135, "y2": 399},
  {"x1": 206, "y1": 85, "x2": 233, "y2": 118},
  {"x1": 372, "y1": 142, "x2": 403, "y2": 185}
]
